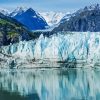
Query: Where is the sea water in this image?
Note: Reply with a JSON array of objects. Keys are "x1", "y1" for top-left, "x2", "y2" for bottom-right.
[{"x1": 0, "y1": 66, "x2": 100, "y2": 100}]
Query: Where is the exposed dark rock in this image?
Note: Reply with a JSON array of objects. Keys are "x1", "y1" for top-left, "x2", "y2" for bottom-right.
[
  {"x1": 9, "y1": 60, "x2": 16, "y2": 69},
  {"x1": 53, "y1": 4, "x2": 100, "y2": 32}
]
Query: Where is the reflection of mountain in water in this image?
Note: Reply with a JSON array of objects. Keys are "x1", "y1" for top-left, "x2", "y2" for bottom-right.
[{"x1": 0, "y1": 68, "x2": 100, "y2": 100}]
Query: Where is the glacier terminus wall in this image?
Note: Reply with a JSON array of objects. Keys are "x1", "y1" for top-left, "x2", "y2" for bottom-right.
[{"x1": 1, "y1": 32, "x2": 100, "y2": 68}]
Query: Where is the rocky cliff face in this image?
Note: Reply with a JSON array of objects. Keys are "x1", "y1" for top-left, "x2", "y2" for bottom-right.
[{"x1": 53, "y1": 4, "x2": 100, "y2": 32}]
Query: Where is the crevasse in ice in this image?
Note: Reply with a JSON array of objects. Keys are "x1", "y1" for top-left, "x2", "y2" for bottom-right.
[{"x1": 1, "y1": 32, "x2": 100, "y2": 62}]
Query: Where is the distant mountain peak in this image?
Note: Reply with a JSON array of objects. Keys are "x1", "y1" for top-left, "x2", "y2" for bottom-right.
[
  {"x1": 76, "y1": 3, "x2": 100, "y2": 14},
  {"x1": 86, "y1": 3, "x2": 100, "y2": 10},
  {"x1": 40, "y1": 12, "x2": 66, "y2": 26},
  {"x1": 9, "y1": 7, "x2": 27, "y2": 17},
  {"x1": 27, "y1": 8, "x2": 34, "y2": 12},
  {"x1": 24, "y1": 8, "x2": 37, "y2": 15},
  {"x1": 53, "y1": 3, "x2": 100, "y2": 32},
  {"x1": 0, "y1": 8, "x2": 10, "y2": 15},
  {"x1": 11, "y1": 7, "x2": 48, "y2": 30},
  {"x1": 15, "y1": 6, "x2": 28, "y2": 12}
]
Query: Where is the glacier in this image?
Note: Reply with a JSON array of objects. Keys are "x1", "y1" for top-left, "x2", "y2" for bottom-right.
[
  {"x1": 1, "y1": 32, "x2": 100, "y2": 68},
  {"x1": 40, "y1": 12, "x2": 66, "y2": 26}
]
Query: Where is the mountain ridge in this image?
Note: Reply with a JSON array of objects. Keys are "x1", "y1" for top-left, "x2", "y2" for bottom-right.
[
  {"x1": 53, "y1": 4, "x2": 100, "y2": 32},
  {"x1": 11, "y1": 7, "x2": 48, "y2": 31},
  {"x1": 0, "y1": 12, "x2": 35, "y2": 46}
]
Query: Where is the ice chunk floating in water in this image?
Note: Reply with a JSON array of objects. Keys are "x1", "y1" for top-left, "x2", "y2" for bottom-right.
[{"x1": 2, "y1": 32, "x2": 100, "y2": 63}]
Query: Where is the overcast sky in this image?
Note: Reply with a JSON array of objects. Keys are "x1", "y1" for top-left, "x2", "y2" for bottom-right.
[{"x1": 0, "y1": 0, "x2": 100, "y2": 12}]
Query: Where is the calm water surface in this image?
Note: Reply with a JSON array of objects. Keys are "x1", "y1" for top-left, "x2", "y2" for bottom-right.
[{"x1": 0, "y1": 67, "x2": 100, "y2": 100}]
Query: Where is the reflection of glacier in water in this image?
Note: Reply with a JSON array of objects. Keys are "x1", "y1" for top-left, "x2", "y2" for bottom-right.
[{"x1": 0, "y1": 68, "x2": 100, "y2": 100}]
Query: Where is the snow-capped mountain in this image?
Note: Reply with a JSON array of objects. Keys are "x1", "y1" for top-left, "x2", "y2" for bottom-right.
[
  {"x1": 53, "y1": 4, "x2": 100, "y2": 32},
  {"x1": 60, "y1": 13, "x2": 72, "y2": 23},
  {"x1": 9, "y1": 7, "x2": 27, "y2": 17},
  {"x1": 0, "y1": 7, "x2": 68, "y2": 30},
  {"x1": 0, "y1": 8, "x2": 10, "y2": 16},
  {"x1": 40, "y1": 12, "x2": 66, "y2": 26},
  {"x1": 11, "y1": 8, "x2": 48, "y2": 30}
]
